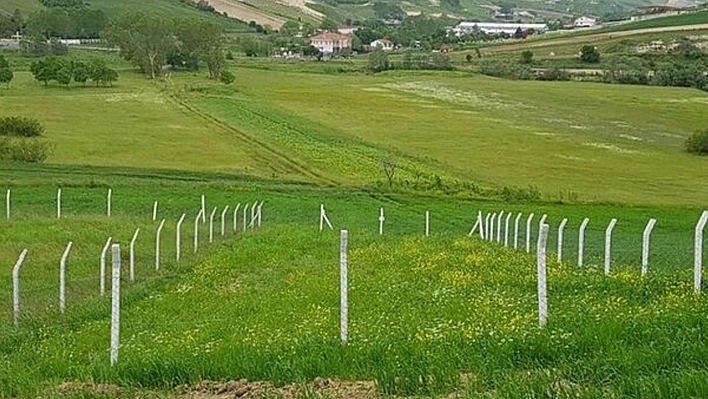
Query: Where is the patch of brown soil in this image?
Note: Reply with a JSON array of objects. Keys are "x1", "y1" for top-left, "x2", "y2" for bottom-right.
[
  {"x1": 56, "y1": 382, "x2": 122, "y2": 396},
  {"x1": 181, "y1": 378, "x2": 377, "y2": 399}
]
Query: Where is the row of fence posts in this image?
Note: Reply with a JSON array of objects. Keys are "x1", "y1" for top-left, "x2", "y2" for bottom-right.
[
  {"x1": 8, "y1": 197, "x2": 264, "y2": 365},
  {"x1": 321, "y1": 205, "x2": 432, "y2": 237}
]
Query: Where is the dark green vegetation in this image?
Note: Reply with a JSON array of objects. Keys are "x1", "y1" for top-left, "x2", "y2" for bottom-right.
[{"x1": 686, "y1": 129, "x2": 708, "y2": 155}]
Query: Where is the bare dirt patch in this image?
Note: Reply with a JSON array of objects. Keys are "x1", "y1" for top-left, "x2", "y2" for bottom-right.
[
  {"x1": 200, "y1": 0, "x2": 285, "y2": 28},
  {"x1": 179, "y1": 378, "x2": 377, "y2": 399}
]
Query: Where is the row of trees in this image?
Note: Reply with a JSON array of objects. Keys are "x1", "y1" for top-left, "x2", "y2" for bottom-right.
[
  {"x1": 103, "y1": 13, "x2": 226, "y2": 80},
  {"x1": 368, "y1": 49, "x2": 453, "y2": 72},
  {"x1": 29, "y1": 57, "x2": 117, "y2": 86}
]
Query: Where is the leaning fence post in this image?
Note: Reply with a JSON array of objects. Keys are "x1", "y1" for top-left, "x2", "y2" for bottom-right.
[
  {"x1": 107, "y1": 188, "x2": 112, "y2": 217},
  {"x1": 379, "y1": 207, "x2": 385, "y2": 235},
  {"x1": 57, "y1": 188, "x2": 62, "y2": 219},
  {"x1": 340, "y1": 229, "x2": 348, "y2": 345},
  {"x1": 514, "y1": 213, "x2": 522, "y2": 249},
  {"x1": 604, "y1": 218, "x2": 618, "y2": 276},
  {"x1": 176, "y1": 214, "x2": 186, "y2": 262},
  {"x1": 578, "y1": 218, "x2": 590, "y2": 267},
  {"x1": 220, "y1": 206, "x2": 229, "y2": 236},
  {"x1": 130, "y1": 228, "x2": 140, "y2": 282},
  {"x1": 557, "y1": 218, "x2": 568, "y2": 263},
  {"x1": 537, "y1": 223, "x2": 549, "y2": 327},
  {"x1": 5, "y1": 189, "x2": 9, "y2": 219},
  {"x1": 155, "y1": 218, "x2": 166, "y2": 271},
  {"x1": 694, "y1": 211, "x2": 708, "y2": 293},
  {"x1": 110, "y1": 244, "x2": 121, "y2": 366},
  {"x1": 526, "y1": 213, "x2": 535, "y2": 253},
  {"x1": 642, "y1": 218, "x2": 657, "y2": 277},
  {"x1": 100, "y1": 237, "x2": 112, "y2": 296},
  {"x1": 194, "y1": 210, "x2": 202, "y2": 253},
  {"x1": 12, "y1": 249, "x2": 29, "y2": 327},
  {"x1": 233, "y1": 204, "x2": 241, "y2": 232},
  {"x1": 59, "y1": 241, "x2": 73, "y2": 314},
  {"x1": 209, "y1": 207, "x2": 217, "y2": 243}
]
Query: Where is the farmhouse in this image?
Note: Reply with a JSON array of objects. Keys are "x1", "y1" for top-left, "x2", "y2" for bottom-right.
[
  {"x1": 370, "y1": 39, "x2": 394, "y2": 51},
  {"x1": 453, "y1": 22, "x2": 548, "y2": 36},
  {"x1": 573, "y1": 16, "x2": 597, "y2": 28},
  {"x1": 310, "y1": 32, "x2": 352, "y2": 55}
]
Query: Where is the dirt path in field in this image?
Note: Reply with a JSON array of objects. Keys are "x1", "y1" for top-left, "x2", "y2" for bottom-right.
[
  {"x1": 201, "y1": 0, "x2": 285, "y2": 28},
  {"x1": 478, "y1": 23, "x2": 708, "y2": 54}
]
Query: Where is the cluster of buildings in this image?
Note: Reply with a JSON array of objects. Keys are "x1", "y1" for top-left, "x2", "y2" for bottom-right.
[{"x1": 309, "y1": 25, "x2": 395, "y2": 56}]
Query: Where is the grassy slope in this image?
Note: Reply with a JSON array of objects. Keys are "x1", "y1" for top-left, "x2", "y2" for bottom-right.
[{"x1": 0, "y1": 166, "x2": 706, "y2": 398}]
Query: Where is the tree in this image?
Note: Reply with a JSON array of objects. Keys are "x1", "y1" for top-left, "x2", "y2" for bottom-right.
[
  {"x1": 382, "y1": 158, "x2": 396, "y2": 187},
  {"x1": 280, "y1": 20, "x2": 300, "y2": 36},
  {"x1": 465, "y1": 53, "x2": 472, "y2": 63},
  {"x1": 520, "y1": 50, "x2": 533, "y2": 64},
  {"x1": 368, "y1": 48, "x2": 389, "y2": 72},
  {"x1": 372, "y1": 2, "x2": 404, "y2": 20},
  {"x1": 302, "y1": 45, "x2": 322, "y2": 59},
  {"x1": 174, "y1": 19, "x2": 226, "y2": 78},
  {"x1": 319, "y1": 19, "x2": 338, "y2": 31},
  {"x1": 580, "y1": 45, "x2": 600, "y2": 63},
  {"x1": 103, "y1": 12, "x2": 174, "y2": 79},
  {"x1": 0, "y1": 68, "x2": 13, "y2": 88},
  {"x1": 220, "y1": 70, "x2": 235, "y2": 84},
  {"x1": 98, "y1": 67, "x2": 118, "y2": 86},
  {"x1": 30, "y1": 57, "x2": 61, "y2": 85},
  {"x1": 55, "y1": 62, "x2": 73, "y2": 86},
  {"x1": 686, "y1": 129, "x2": 708, "y2": 155},
  {"x1": 72, "y1": 61, "x2": 89, "y2": 85}
]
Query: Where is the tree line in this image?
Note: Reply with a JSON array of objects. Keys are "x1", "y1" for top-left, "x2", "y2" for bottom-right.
[{"x1": 30, "y1": 57, "x2": 117, "y2": 87}]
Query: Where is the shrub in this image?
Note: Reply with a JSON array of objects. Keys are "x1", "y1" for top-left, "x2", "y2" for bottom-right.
[
  {"x1": 686, "y1": 129, "x2": 708, "y2": 155},
  {"x1": 220, "y1": 70, "x2": 235, "y2": 84},
  {"x1": 520, "y1": 50, "x2": 533, "y2": 64},
  {"x1": 0, "y1": 117, "x2": 44, "y2": 137},
  {"x1": 7, "y1": 140, "x2": 52, "y2": 163},
  {"x1": 580, "y1": 45, "x2": 600, "y2": 63}
]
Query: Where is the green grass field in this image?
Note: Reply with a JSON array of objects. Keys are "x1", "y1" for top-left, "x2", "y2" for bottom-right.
[{"x1": 1, "y1": 44, "x2": 708, "y2": 398}]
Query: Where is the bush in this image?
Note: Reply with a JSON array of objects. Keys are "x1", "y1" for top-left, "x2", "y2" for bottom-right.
[
  {"x1": 686, "y1": 129, "x2": 708, "y2": 155},
  {"x1": 0, "y1": 138, "x2": 52, "y2": 163},
  {"x1": 220, "y1": 70, "x2": 235, "y2": 84},
  {"x1": 0, "y1": 117, "x2": 44, "y2": 137},
  {"x1": 580, "y1": 45, "x2": 600, "y2": 63}
]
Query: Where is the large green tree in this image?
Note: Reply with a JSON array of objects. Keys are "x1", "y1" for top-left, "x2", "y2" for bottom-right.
[
  {"x1": 103, "y1": 13, "x2": 174, "y2": 79},
  {"x1": 174, "y1": 19, "x2": 225, "y2": 79}
]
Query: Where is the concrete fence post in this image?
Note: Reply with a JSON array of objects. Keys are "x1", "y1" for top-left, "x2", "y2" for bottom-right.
[
  {"x1": 100, "y1": 237, "x2": 112, "y2": 296},
  {"x1": 484, "y1": 213, "x2": 491, "y2": 240},
  {"x1": 194, "y1": 210, "x2": 202, "y2": 253},
  {"x1": 694, "y1": 211, "x2": 708, "y2": 293},
  {"x1": 490, "y1": 213, "x2": 497, "y2": 242},
  {"x1": 526, "y1": 213, "x2": 535, "y2": 253},
  {"x1": 233, "y1": 204, "x2": 241, "y2": 232},
  {"x1": 107, "y1": 188, "x2": 112, "y2": 217},
  {"x1": 425, "y1": 211, "x2": 430, "y2": 237},
  {"x1": 604, "y1": 218, "x2": 618, "y2": 276},
  {"x1": 557, "y1": 218, "x2": 568, "y2": 263},
  {"x1": 59, "y1": 241, "x2": 73, "y2": 313},
  {"x1": 156, "y1": 219, "x2": 166, "y2": 271},
  {"x1": 209, "y1": 207, "x2": 217, "y2": 243},
  {"x1": 201, "y1": 195, "x2": 206, "y2": 223},
  {"x1": 57, "y1": 188, "x2": 62, "y2": 219},
  {"x1": 642, "y1": 218, "x2": 657, "y2": 277},
  {"x1": 12, "y1": 249, "x2": 29, "y2": 327},
  {"x1": 5, "y1": 189, "x2": 9, "y2": 219},
  {"x1": 504, "y1": 213, "x2": 511, "y2": 246},
  {"x1": 379, "y1": 207, "x2": 385, "y2": 235},
  {"x1": 152, "y1": 201, "x2": 158, "y2": 221},
  {"x1": 578, "y1": 218, "x2": 590, "y2": 267},
  {"x1": 176, "y1": 214, "x2": 186, "y2": 262},
  {"x1": 537, "y1": 224, "x2": 549, "y2": 327},
  {"x1": 221, "y1": 206, "x2": 229, "y2": 236},
  {"x1": 110, "y1": 244, "x2": 121, "y2": 366},
  {"x1": 340, "y1": 229, "x2": 348, "y2": 345},
  {"x1": 130, "y1": 228, "x2": 140, "y2": 282},
  {"x1": 514, "y1": 213, "x2": 522, "y2": 249}
]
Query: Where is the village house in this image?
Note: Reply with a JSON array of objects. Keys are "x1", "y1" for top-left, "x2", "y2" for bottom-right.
[
  {"x1": 370, "y1": 39, "x2": 394, "y2": 51},
  {"x1": 573, "y1": 16, "x2": 597, "y2": 28},
  {"x1": 453, "y1": 22, "x2": 548, "y2": 36},
  {"x1": 310, "y1": 32, "x2": 352, "y2": 55}
]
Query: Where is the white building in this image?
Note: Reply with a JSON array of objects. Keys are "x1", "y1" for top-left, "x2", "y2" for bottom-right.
[
  {"x1": 310, "y1": 32, "x2": 352, "y2": 55},
  {"x1": 453, "y1": 22, "x2": 548, "y2": 36},
  {"x1": 573, "y1": 16, "x2": 597, "y2": 28},
  {"x1": 337, "y1": 25, "x2": 360, "y2": 35},
  {"x1": 370, "y1": 39, "x2": 394, "y2": 51}
]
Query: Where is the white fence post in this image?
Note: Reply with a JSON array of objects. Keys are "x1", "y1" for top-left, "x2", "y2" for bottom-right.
[
  {"x1": 194, "y1": 210, "x2": 202, "y2": 253},
  {"x1": 176, "y1": 214, "x2": 186, "y2": 262},
  {"x1": 257, "y1": 202, "x2": 263, "y2": 228},
  {"x1": 320, "y1": 204, "x2": 333, "y2": 232},
  {"x1": 488, "y1": 212, "x2": 497, "y2": 242},
  {"x1": 233, "y1": 204, "x2": 241, "y2": 232},
  {"x1": 110, "y1": 244, "x2": 121, "y2": 366},
  {"x1": 694, "y1": 211, "x2": 708, "y2": 293},
  {"x1": 107, "y1": 188, "x2": 112, "y2": 217},
  {"x1": 484, "y1": 213, "x2": 491, "y2": 240},
  {"x1": 526, "y1": 213, "x2": 535, "y2": 253},
  {"x1": 578, "y1": 218, "x2": 590, "y2": 267},
  {"x1": 469, "y1": 211, "x2": 483, "y2": 239},
  {"x1": 379, "y1": 207, "x2": 385, "y2": 235},
  {"x1": 250, "y1": 200, "x2": 258, "y2": 229},
  {"x1": 209, "y1": 207, "x2": 217, "y2": 243},
  {"x1": 537, "y1": 223, "x2": 549, "y2": 327},
  {"x1": 221, "y1": 206, "x2": 229, "y2": 236},
  {"x1": 201, "y1": 195, "x2": 206, "y2": 223},
  {"x1": 5, "y1": 189, "x2": 9, "y2": 219},
  {"x1": 426, "y1": 211, "x2": 430, "y2": 236},
  {"x1": 504, "y1": 213, "x2": 511, "y2": 246},
  {"x1": 538, "y1": 214, "x2": 548, "y2": 233},
  {"x1": 155, "y1": 218, "x2": 166, "y2": 271},
  {"x1": 514, "y1": 213, "x2": 522, "y2": 249},
  {"x1": 59, "y1": 241, "x2": 73, "y2": 314},
  {"x1": 130, "y1": 228, "x2": 140, "y2": 282},
  {"x1": 340, "y1": 229, "x2": 348, "y2": 345},
  {"x1": 243, "y1": 204, "x2": 249, "y2": 232},
  {"x1": 557, "y1": 218, "x2": 568, "y2": 263},
  {"x1": 100, "y1": 237, "x2": 112, "y2": 296},
  {"x1": 12, "y1": 249, "x2": 29, "y2": 327},
  {"x1": 642, "y1": 218, "x2": 657, "y2": 277},
  {"x1": 152, "y1": 201, "x2": 158, "y2": 221},
  {"x1": 57, "y1": 188, "x2": 62, "y2": 219},
  {"x1": 604, "y1": 218, "x2": 618, "y2": 276},
  {"x1": 496, "y1": 211, "x2": 503, "y2": 242}
]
